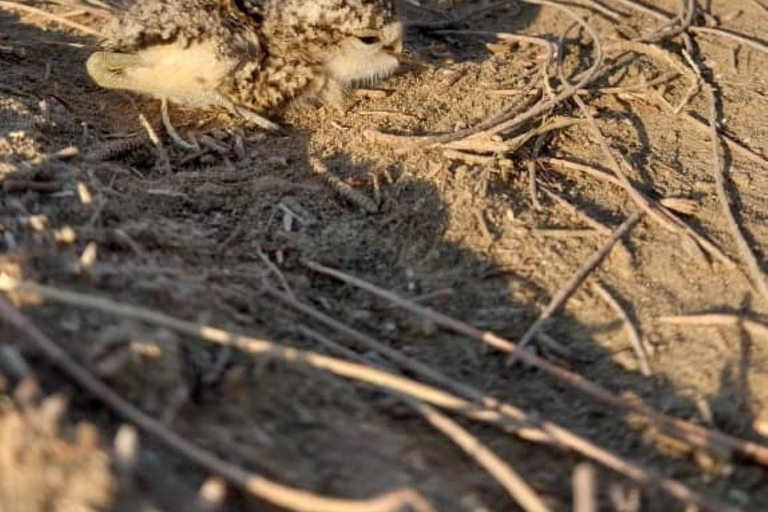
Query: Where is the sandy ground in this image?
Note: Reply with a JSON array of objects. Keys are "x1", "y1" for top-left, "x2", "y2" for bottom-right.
[{"x1": 1, "y1": 0, "x2": 768, "y2": 510}]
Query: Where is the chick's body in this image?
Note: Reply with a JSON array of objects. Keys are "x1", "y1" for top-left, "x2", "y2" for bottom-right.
[{"x1": 87, "y1": 0, "x2": 403, "y2": 127}]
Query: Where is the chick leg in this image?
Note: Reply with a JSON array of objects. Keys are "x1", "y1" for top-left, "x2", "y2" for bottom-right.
[
  {"x1": 160, "y1": 98, "x2": 198, "y2": 150},
  {"x1": 217, "y1": 97, "x2": 281, "y2": 131}
]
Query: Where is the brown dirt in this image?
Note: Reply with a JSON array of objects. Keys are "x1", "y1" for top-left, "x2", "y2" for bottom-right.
[{"x1": 1, "y1": 0, "x2": 767, "y2": 510}]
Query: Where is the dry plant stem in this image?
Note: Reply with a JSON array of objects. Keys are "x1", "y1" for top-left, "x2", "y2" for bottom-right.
[
  {"x1": 572, "y1": 464, "x2": 597, "y2": 512},
  {"x1": 300, "y1": 326, "x2": 551, "y2": 512},
  {"x1": 503, "y1": 117, "x2": 583, "y2": 151},
  {"x1": 85, "y1": 136, "x2": 147, "y2": 161},
  {"x1": 265, "y1": 285, "x2": 553, "y2": 444},
  {"x1": 700, "y1": 82, "x2": 768, "y2": 306},
  {"x1": 299, "y1": 259, "x2": 768, "y2": 468},
  {"x1": 538, "y1": 186, "x2": 611, "y2": 234},
  {"x1": 310, "y1": 158, "x2": 379, "y2": 214},
  {"x1": 592, "y1": 281, "x2": 652, "y2": 376},
  {"x1": 610, "y1": 0, "x2": 669, "y2": 20},
  {"x1": 0, "y1": 0, "x2": 99, "y2": 34},
  {"x1": 370, "y1": 0, "x2": 605, "y2": 151},
  {"x1": 585, "y1": 71, "x2": 680, "y2": 96},
  {"x1": 441, "y1": 117, "x2": 582, "y2": 154},
  {"x1": 0, "y1": 282, "x2": 741, "y2": 512},
  {"x1": 539, "y1": 157, "x2": 623, "y2": 188},
  {"x1": 44, "y1": 0, "x2": 112, "y2": 16},
  {"x1": 679, "y1": 111, "x2": 768, "y2": 168},
  {"x1": 689, "y1": 26, "x2": 768, "y2": 55},
  {"x1": 0, "y1": 296, "x2": 433, "y2": 512},
  {"x1": 413, "y1": 403, "x2": 551, "y2": 512},
  {"x1": 574, "y1": 0, "x2": 624, "y2": 21},
  {"x1": 528, "y1": 131, "x2": 549, "y2": 210},
  {"x1": 568, "y1": 92, "x2": 735, "y2": 268},
  {"x1": 639, "y1": 0, "x2": 694, "y2": 42},
  {"x1": 660, "y1": 314, "x2": 768, "y2": 340},
  {"x1": 442, "y1": 149, "x2": 496, "y2": 165},
  {"x1": 540, "y1": 156, "x2": 734, "y2": 267},
  {"x1": 1, "y1": 275, "x2": 546, "y2": 442},
  {"x1": 256, "y1": 247, "x2": 294, "y2": 298},
  {"x1": 604, "y1": 41, "x2": 699, "y2": 113},
  {"x1": 515, "y1": 213, "x2": 642, "y2": 352}
]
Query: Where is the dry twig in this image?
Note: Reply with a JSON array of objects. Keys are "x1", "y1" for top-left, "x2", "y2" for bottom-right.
[
  {"x1": 0, "y1": 295, "x2": 434, "y2": 512},
  {"x1": 566, "y1": 92, "x2": 735, "y2": 268},
  {"x1": 515, "y1": 213, "x2": 643, "y2": 352},
  {"x1": 298, "y1": 259, "x2": 768, "y2": 468},
  {"x1": 538, "y1": 186, "x2": 611, "y2": 235},
  {"x1": 699, "y1": 80, "x2": 768, "y2": 306},
  {"x1": 0, "y1": 278, "x2": 742, "y2": 511},
  {"x1": 300, "y1": 326, "x2": 550, "y2": 512},
  {"x1": 85, "y1": 136, "x2": 147, "y2": 161},
  {"x1": 572, "y1": 463, "x2": 597, "y2": 512},
  {"x1": 689, "y1": 26, "x2": 768, "y2": 55},
  {"x1": 368, "y1": 0, "x2": 605, "y2": 151},
  {"x1": 310, "y1": 158, "x2": 379, "y2": 214},
  {"x1": 660, "y1": 314, "x2": 768, "y2": 340},
  {"x1": 0, "y1": 0, "x2": 99, "y2": 34},
  {"x1": 264, "y1": 286, "x2": 551, "y2": 443},
  {"x1": 592, "y1": 281, "x2": 652, "y2": 376}
]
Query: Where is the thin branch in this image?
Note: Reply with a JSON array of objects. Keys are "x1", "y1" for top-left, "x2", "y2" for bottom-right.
[
  {"x1": 298, "y1": 259, "x2": 768, "y2": 468},
  {"x1": 689, "y1": 26, "x2": 768, "y2": 56},
  {"x1": 265, "y1": 285, "x2": 552, "y2": 444},
  {"x1": 0, "y1": 280, "x2": 743, "y2": 512},
  {"x1": 638, "y1": 0, "x2": 694, "y2": 42},
  {"x1": 572, "y1": 463, "x2": 598, "y2": 512},
  {"x1": 538, "y1": 186, "x2": 611, "y2": 234},
  {"x1": 414, "y1": 403, "x2": 551, "y2": 512},
  {"x1": 368, "y1": 0, "x2": 605, "y2": 151},
  {"x1": 0, "y1": 0, "x2": 99, "y2": 34},
  {"x1": 567, "y1": 90, "x2": 735, "y2": 268},
  {"x1": 609, "y1": 0, "x2": 670, "y2": 20},
  {"x1": 0, "y1": 295, "x2": 433, "y2": 512},
  {"x1": 516, "y1": 213, "x2": 643, "y2": 351},
  {"x1": 574, "y1": 0, "x2": 624, "y2": 21},
  {"x1": 300, "y1": 326, "x2": 550, "y2": 512},
  {"x1": 593, "y1": 281, "x2": 652, "y2": 376},
  {"x1": 699, "y1": 78, "x2": 768, "y2": 306},
  {"x1": 660, "y1": 314, "x2": 768, "y2": 340}
]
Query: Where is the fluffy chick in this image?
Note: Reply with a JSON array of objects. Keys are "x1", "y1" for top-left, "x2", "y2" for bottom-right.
[{"x1": 86, "y1": 0, "x2": 403, "y2": 129}]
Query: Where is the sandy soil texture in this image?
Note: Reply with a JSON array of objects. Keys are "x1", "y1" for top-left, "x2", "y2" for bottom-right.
[{"x1": 1, "y1": 0, "x2": 767, "y2": 510}]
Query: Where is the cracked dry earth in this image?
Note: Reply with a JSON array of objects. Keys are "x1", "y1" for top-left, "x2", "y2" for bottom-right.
[{"x1": 1, "y1": 0, "x2": 768, "y2": 511}]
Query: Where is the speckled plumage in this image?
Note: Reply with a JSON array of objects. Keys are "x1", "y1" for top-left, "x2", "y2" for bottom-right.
[{"x1": 87, "y1": 0, "x2": 403, "y2": 126}]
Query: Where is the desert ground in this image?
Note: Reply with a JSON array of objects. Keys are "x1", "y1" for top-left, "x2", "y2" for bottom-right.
[{"x1": 1, "y1": 0, "x2": 767, "y2": 510}]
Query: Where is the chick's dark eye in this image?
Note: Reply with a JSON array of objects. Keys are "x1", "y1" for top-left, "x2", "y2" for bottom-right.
[{"x1": 357, "y1": 35, "x2": 380, "y2": 44}]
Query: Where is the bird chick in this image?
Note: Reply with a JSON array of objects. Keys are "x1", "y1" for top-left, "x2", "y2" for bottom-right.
[{"x1": 86, "y1": 0, "x2": 404, "y2": 130}]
